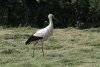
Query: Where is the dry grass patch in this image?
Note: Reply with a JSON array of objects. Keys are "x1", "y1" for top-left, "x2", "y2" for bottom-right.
[{"x1": 0, "y1": 30, "x2": 13, "y2": 35}]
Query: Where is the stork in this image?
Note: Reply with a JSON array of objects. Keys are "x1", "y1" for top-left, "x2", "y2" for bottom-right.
[{"x1": 25, "y1": 14, "x2": 60, "y2": 57}]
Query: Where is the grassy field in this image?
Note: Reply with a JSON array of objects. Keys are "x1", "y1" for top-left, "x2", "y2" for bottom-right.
[{"x1": 0, "y1": 27, "x2": 100, "y2": 67}]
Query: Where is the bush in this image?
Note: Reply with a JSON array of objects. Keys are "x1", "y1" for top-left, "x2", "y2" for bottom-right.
[{"x1": 0, "y1": 0, "x2": 100, "y2": 28}]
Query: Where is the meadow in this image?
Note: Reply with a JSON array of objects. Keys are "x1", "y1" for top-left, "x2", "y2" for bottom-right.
[{"x1": 0, "y1": 27, "x2": 100, "y2": 67}]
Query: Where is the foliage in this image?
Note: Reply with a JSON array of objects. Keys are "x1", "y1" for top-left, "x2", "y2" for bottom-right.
[{"x1": 0, "y1": 0, "x2": 100, "y2": 28}]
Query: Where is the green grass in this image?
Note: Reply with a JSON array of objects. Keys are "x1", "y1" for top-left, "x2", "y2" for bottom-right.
[{"x1": 0, "y1": 27, "x2": 100, "y2": 67}]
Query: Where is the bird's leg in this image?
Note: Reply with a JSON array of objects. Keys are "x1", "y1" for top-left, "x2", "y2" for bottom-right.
[
  {"x1": 32, "y1": 42, "x2": 38, "y2": 58},
  {"x1": 42, "y1": 43, "x2": 44, "y2": 57}
]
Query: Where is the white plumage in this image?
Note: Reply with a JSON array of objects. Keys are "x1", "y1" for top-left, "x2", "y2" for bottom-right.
[
  {"x1": 25, "y1": 14, "x2": 60, "y2": 57},
  {"x1": 34, "y1": 14, "x2": 53, "y2": 42}
]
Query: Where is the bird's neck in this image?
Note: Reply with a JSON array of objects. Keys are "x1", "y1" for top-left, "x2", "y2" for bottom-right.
[{"x1": 49, "y1": 18, "x2": 53, "y2": 26}]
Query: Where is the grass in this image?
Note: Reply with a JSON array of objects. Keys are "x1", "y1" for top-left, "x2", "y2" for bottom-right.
[{"x1": 0, "y1": 27, "x2": 100, "y2": 67}]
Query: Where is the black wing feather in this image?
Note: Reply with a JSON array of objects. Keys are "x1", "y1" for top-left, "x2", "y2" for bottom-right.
[{"x1": 25, "y1": 35, "x2": 43, "y2": 45}]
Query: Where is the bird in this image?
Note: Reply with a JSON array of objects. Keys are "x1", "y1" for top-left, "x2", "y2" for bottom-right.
[{"x1": 25, "y1": 14, "x2": 61, "y2": 58}]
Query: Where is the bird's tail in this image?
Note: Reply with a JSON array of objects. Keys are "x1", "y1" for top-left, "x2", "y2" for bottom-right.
[
  {"x1": 25, "y1": 35, "x2": 43, "y2": 45},
  {"x1": 25, "y1": 40, "x2": 30, "y2": 45}
]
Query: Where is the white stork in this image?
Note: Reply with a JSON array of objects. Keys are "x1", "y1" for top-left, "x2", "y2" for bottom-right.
[{"x1": 25, "y1": 14, "x2": 60, "y2": 57}]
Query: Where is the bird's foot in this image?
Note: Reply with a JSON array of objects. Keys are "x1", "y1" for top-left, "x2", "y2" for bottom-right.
[{"x1": 32, "y1": 55, "x2": 34, "y2": 58}]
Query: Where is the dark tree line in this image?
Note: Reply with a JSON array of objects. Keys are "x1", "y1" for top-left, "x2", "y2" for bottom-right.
[{"x1": 0, "y1": 0, "x2": 100, "y2": 28}]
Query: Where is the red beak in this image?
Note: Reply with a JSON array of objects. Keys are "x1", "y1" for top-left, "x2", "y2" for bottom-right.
[{"x1": 53, "y1": 17, "x2": 61, "y2": 23}]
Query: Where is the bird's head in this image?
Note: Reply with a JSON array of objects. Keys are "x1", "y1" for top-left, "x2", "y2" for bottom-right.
[
  {"x1": 48, "y1": 14, "x2": 61, "y2": 23},
  {"x1": 48, "y1": 14, "x2": 54, "y2": 19}
]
